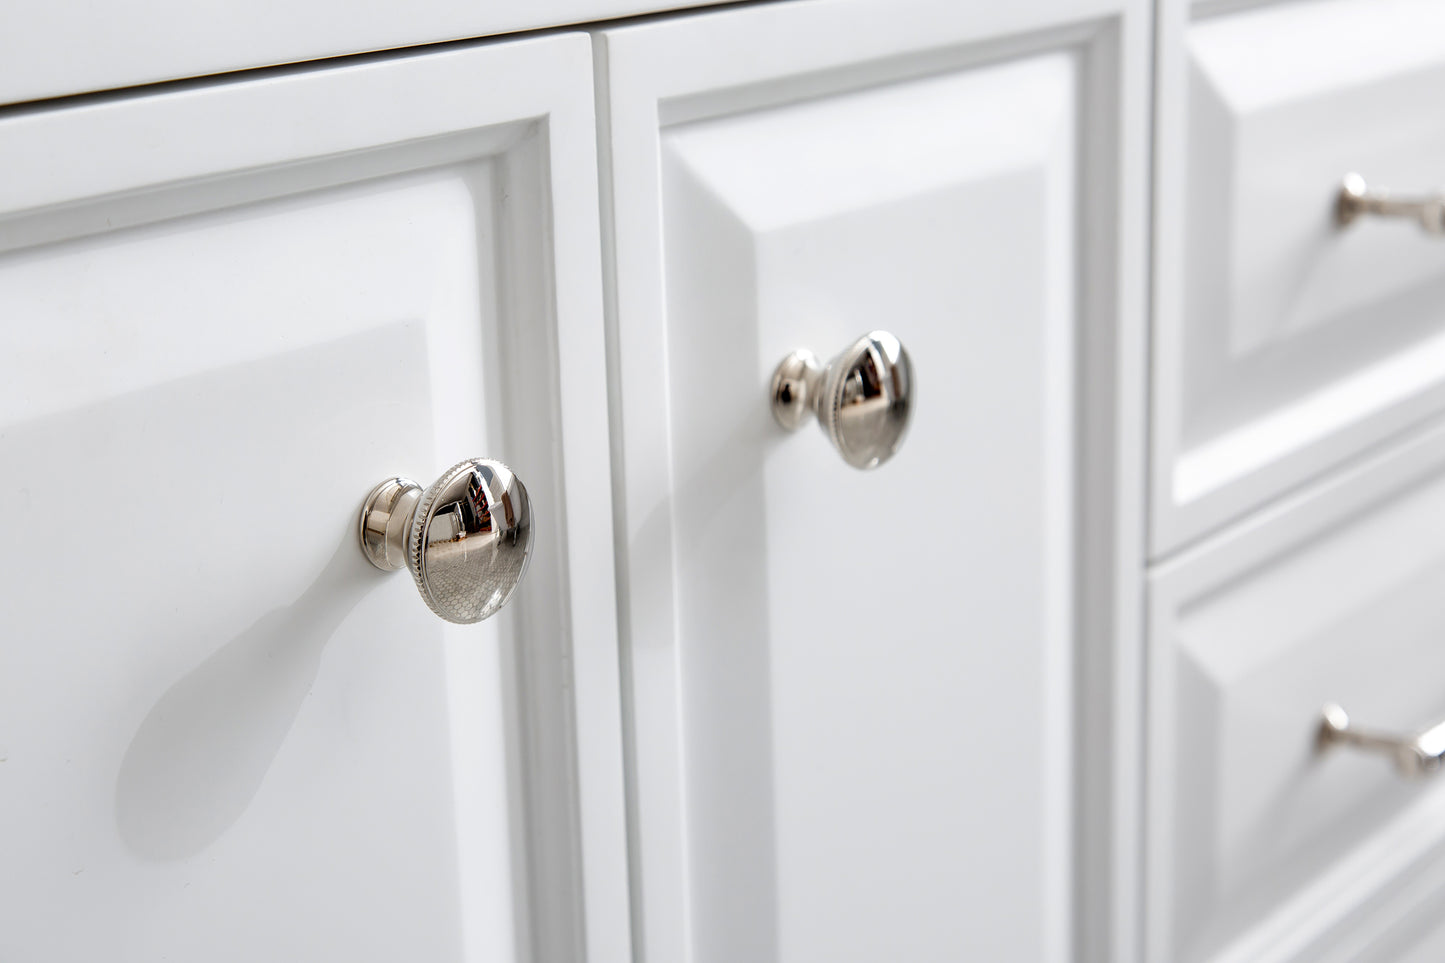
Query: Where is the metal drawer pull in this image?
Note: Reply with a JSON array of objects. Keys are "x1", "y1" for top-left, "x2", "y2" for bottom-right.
[
  {"x1": 1317, "y1": 703, "x2": 1445, "y2": 777},
  {"x1": 1336, "y1": 173, "x2": 1445, "y2": 235},
  {"x1": 358, "y1": 458, "x2": 532, "y2": 624},
  {"x1": 770, "y1": 330, "x2": 914, "y2": 470}
]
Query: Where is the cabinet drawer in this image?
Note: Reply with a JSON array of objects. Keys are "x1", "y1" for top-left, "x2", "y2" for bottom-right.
[
  {"x1": 1149, "y1": 424, "x2": 1445, "y2": 962},
  {"x1": 0, "y1": 37, "x2": 626, "y2": 963},
  {"x1": 599, "y1": 1, "x2": 1150, "y2": 960},
  {"x1": 1153, "y1": 0, "x2": 1445, "y2": 552}
]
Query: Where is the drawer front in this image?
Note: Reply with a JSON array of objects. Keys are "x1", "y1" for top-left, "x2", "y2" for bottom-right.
[
  {"x1": 1153, "y1": 0, "x2": 1445, "y2": 552},
  {"x1": 0, "y1": 37, "x2": 627, "y2": 963},
  {"x1": 600, "y1": 2, "x2": 1150, "y2": 960},
  {"x1": 1148, "y1": 424, "x2": 1445, "y2": 962}
]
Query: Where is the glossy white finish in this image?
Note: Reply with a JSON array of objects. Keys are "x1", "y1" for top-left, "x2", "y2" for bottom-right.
[
  {"x1": 1148, "y1": 418, "x2": 1445, "y2": 963},
  {"x1": 1153, "y1": 0, "x2": 1445, "y2": 553},
  {"x1": 0, "y1": 37, "x2": 629, "y2": 963},
  {"x1": 596, "y1": 1, "x2": 1152, "y2": 959},
  {"x1": 0, "y1": 0, "x2": 708, "y2": 106}
]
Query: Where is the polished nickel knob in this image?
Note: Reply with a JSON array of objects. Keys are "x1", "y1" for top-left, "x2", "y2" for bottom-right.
[
  {"x1": 1317, "y1": 702, "x2": 1445, "y2": 778},
  {"x1": 358, "y1": 458, "x2": 532, "y2": 624},
  {"x1": 771, "y1": 331, "x2": 913, "y2": 469},
  {"x1": 1336, "y1": 173, "x2": 1445, "y2": 235}
]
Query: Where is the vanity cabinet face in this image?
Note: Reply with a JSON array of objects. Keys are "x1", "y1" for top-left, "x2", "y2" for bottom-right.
[
  {"x1": 0, "y1": 37, "x2": 627, "y2": 963},
  {"x1": 598, "y1": 1, "x2": 1148, "y2": 960}
]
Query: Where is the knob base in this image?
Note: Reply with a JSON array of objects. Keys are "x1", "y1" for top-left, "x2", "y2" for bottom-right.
[
  {"x1": 359, "y1": 476, "x2": 422, "y2": 572},
  {"x1": 770, "y1": 349, "x2": 822, "y2": 431}
]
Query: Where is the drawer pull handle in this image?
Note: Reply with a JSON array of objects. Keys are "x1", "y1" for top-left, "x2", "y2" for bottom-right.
[
  {"x1": 770, "y1": 330, "x2": 913, "y2": 470},
  {"x1": 1317, "y1": 703, "x2": 1445, "y2": 777},
  {"x1": 358, "y1": 458, "x2": 532, "y2": 624},
  {"x1": 1336, "y1": 173, "x2": 1445, "y2": 235}
]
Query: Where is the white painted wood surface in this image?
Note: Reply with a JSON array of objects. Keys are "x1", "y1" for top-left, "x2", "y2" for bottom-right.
[
  {"x1": 0, "y1": 35, "x2": 630, "y2": 963},
  {"x1": 1140, "y1": 3, "x2": 1445, "y2": 961},
  {"x1": 594, "y1": 1, "x2": 1152, "y2": 959},
  {"x1": 1152, "y1": 0, "x2": 1445, "y2": 554},
  {"x1": 1148, "y1": 417, "x2": 1445, "y2": 963},
  {"x1": 0, "y1": 0, "x2": 706, "y2": 107},
  {"x1": 1146, "y1": 1, "x2": 1445, "y2": 959}
]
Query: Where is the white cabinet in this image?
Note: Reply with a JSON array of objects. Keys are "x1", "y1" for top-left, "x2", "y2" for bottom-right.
[
  {"x1": 14, "y1": 1, "x2": 1445, "y2": 961},
  {"x1": 596, "y1": 1, "x2": 1151, "y2": 959},
  {"x1": 0, "y1": 36, "x2": 628, "y2": 963}
]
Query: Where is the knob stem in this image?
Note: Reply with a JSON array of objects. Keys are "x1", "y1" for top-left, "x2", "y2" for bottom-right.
[
  {"x1": 1337, "y1": 172, "x2": 1445, "y2": 234},
  {"x1": 359, "y1": 477, "x2": 423, "y2": 572},
  {"x1": 770, "y1": 348, "x2": 824, "y2": 431}
]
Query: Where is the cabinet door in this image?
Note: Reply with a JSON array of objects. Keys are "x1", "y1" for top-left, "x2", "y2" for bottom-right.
[
  {"x1": 597, "y1": 2, "x2": 1151, "y2": 960},
  {"x1": 0, "y1": 36, "x2": 628, "y2": 963}
]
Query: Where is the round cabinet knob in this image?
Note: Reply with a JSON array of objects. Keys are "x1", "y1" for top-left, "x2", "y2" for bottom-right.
[
  {"x1": 770, "y1": 330, "x2": 914, "y2": 469},
  {"x1": 358, "y1": 458, "x2": 533, "y2": 624}
]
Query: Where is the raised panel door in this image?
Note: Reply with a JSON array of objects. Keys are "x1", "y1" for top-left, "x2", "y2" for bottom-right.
[
  {"x1": 0, "y1": 36, "x2": 627, "y2": 963},
  {"x1": 597, "y1": 2, "x2": 1152, "y2": 959}
]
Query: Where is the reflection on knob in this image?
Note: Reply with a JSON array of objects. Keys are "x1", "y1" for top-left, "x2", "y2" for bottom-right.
[
  {"x1": 358, "y1": 458, "x2": 532, "y2": 624},
  {"x1": 770, "y1": 331, "x2": 913, "y2": 469}
]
